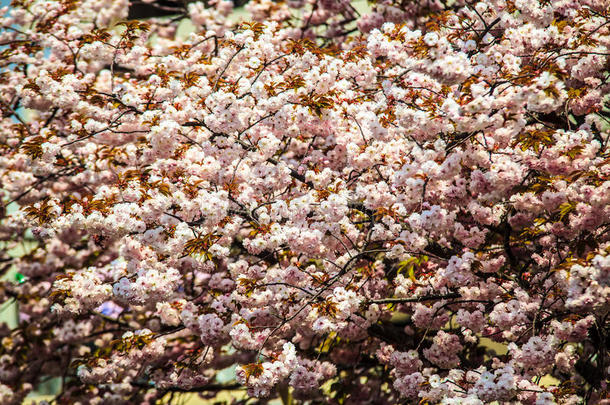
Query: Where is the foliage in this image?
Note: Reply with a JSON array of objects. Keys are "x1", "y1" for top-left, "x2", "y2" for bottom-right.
[{"x1": 0, "y1": 0, "x2": 609, "y2": 403}]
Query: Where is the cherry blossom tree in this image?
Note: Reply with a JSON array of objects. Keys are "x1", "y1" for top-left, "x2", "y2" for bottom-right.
[{"x1": 1, "y1": 0, "x2": 609, "y2": 403}]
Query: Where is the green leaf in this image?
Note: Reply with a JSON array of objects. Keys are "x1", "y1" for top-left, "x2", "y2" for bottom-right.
[
  {"x1": 558, "y1": 201, "x2": 575, "y2": 220},
  {"x1": 15, "y1": 272, "x2": 26, "y2": 284}
]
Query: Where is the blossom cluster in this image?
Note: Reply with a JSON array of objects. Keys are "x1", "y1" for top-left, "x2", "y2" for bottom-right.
[{"x1": 0, "y1": 0, "x2": 609, "y2": 403}]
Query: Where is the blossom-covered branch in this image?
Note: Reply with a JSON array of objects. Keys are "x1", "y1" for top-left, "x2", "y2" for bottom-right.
[{"x1": 0, "y1": 0, "x2": 609, "y2": 403}]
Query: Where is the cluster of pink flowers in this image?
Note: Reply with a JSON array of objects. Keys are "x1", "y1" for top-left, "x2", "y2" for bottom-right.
[{"x1": 0, "y1": 0, "x2": 609, "y2": 403}]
